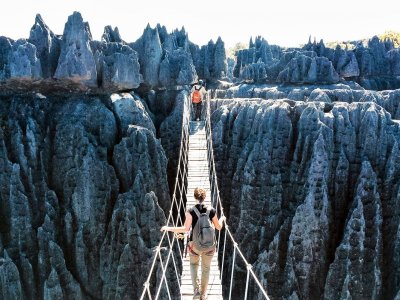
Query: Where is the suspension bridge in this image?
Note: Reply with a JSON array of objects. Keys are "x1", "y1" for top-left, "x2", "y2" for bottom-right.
[{"x1": 139, "y1": 92, "x2": 270, "y2": 300}]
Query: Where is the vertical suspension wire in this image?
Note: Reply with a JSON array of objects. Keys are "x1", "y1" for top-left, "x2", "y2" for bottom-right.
[
  {"x1": 244, "y1": 264, "x2": 251, "y2": 300},
  {"x1": 154, "y1": 221, "x2": 182, "y2": 299},
  {"x1": 171, "y1": 167, "x2": 183, "y2": 227},
  {"x1": 140, "y1": 238, "x2": 162, "y2": 300},
  {"x1": 167, "y1": 224, "x2": 184, "y2": 262},
  {"x1": 174, "y1": 120, "x2": 188, "y2": 225},
  {"x1": 216, "y1": 226, "x2": 222, "y2": 256},
  {"x1": 144, "y1": 282, "x2": 152, "y2": 300},
  {"x1": 228, "y1": 244, "x2": 237, "y2": 300},
  {"x1": 165, "y1": 232, "x2": 183, "y2": 288},
  {"x1": 175, "y1": 167, "x2": 185, "y2": 226},
  {"x1": 155, "y1": 248, "x2": 172, "y2": 300},
  {"x1": 220, "y1": 226, "x2": 228, "y2": 282},
  {"x1": 180, "y1": 120, "x2": 189, "y2": 217}
]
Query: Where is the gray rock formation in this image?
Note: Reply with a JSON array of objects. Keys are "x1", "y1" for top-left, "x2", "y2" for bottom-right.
[
  {"x1": 211, "y1": 99, "x2": 400, "y2": 299},
  {"x1": 324, "y1": 162, "x2": 383, "y2": 299},
  {"x1": 28, "y1": 14, "x2": 61, "y2": 78},
  {"x1": 100, "y1": 173, "x2": 167, "y2": 299},
  {"x1": 43, "y1": 269, "x2": 63, "y2": 300},
  {"x1": 132, "y1": 24, "x2": 210, "y2": 87},
  {"x1": 213, "y1": 83, "x2": 400, "y2": 120},
  {"x1": 213, "y1": 37, "x2": 227, "y2": 79},
  {"x1": 95, "y1": 42, "x2": 142, "y2": 90},
  {"x1": 54, "y1": 12, "x2": 97, "y2": 87},
  {"x1": 3, "y1": 10, "x2": 400, "y2": 300},
  {"x1": 233, "y1": 35, "x2": 400, "y2": 90},
  {"x1": 0, "y1": 251, "x2": 23, "y2": 299},
  {"x1": 9, "y1": 39, "x2": 42, "y2": 79},
  {"x1": 286, "y1": 132, "x2": 332, "y2": 298},
  {"x1": 277, "y1": 54, "x2": 339, "y2": 84},
  {"x1": 112, "y1": 124, "x2": 169, "y2": 210},
  {"x1": 191, "y1": 37, "x2": 227, "y2": 81},
  {"x1": 132, "y1": 24, "x2": 163, "y2": 86},
  {"x1": 0, "y1": 91, "x2": 173, "y2": 299},
  {"x1": 0, "y1": 37, "x2": 43, "y2": 81},
  {"x1": 1, "y1": 12, "x2": 228, "y2": 91},
  {"x1": 387, "y1": 48, "x2": 400, "y2": 75},
  {"x1": 233, "y1": 37, "x2": 280, "y2": 78},
  {"x1": 159, "y1": 48, "x2": 197, "y2": 86},
  {"x1": 355, "y1": 36, "x2": 391, "y2": 77},
  {"x1": 111, "y1": 93, "x2": 155, "y2": 135},
  {"x1": 333, "y1": 45, "x2": 360, "y2": 78},
  {"x1": 102, "y1": 26, "x2": 123, "y2": 43},
  {"x1": 159, "y1": 91, "x2": 190, "y2": 191},
  {"x1": 307, "y1": 88, "x2": 331, "y2": 103},
  {"x1": 0, "y1": 36, "x2": 12, "y2": 80},
  {"x1": 240, "y1": 61, "x2": 268, "y2": 83}
]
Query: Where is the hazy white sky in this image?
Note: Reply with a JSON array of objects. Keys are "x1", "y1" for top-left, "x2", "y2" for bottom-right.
[{"x1": 0, "y1": 0, "x2": 399, "y2": 48}]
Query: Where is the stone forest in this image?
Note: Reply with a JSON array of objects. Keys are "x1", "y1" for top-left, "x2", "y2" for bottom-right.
[{"x1": 0, "y1": 11, "x2": 400, "y2": 300}]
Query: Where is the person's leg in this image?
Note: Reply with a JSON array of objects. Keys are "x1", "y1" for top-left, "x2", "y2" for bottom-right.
[
  {"x1": 189, "y1": 250, "x2": 200, "y2": 293},
  {"x1": 194, "y1": 103, "x2": 199, "y2": 121},
  {"x1": 199, "y1": 101, "x2": 203, "y2": 120},
  {"x1": 200, "y1": 249, "x2": 215, "y2": 296},
  {"x1": 192, "y1": 103, "x2": 196, "y2": 120},
  {"x1": 197, "y1": 102, "x2": 201, "y2": 120}
]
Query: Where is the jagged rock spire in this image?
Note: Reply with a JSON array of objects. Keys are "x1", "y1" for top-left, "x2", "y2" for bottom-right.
[
  {"x1": 54, "y1": 11, "x2": 97, "y2": 87},
  {"x1": 28, "y1": 14, "x2": 60, "y2": 78}
]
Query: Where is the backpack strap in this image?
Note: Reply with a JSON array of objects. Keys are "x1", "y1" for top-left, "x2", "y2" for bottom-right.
[{"x1": 192, "y1": 206, "x2": 201, "y2": 218}]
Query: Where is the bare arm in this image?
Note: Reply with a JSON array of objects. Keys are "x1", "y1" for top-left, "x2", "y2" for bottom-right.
[
  {"x1": 212, "y1": 215, "x2": 226, "y2": 231},
  {"x1": 161, "y1": 212, "x2": 192, "y2": 233}
]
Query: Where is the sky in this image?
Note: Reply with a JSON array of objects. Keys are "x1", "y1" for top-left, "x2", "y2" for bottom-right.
[{"x1": 0, "y1": 0, "x2": 399, "y2": 49}]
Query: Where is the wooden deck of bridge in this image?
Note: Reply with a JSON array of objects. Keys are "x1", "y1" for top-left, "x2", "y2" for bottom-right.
[{"x1": 181, "y1": 121, "x2": 223, "y2": 300}]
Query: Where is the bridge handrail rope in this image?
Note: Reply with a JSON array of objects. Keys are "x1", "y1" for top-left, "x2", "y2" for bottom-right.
[
  {"x1": 204, "y1": 92, "x2": 270, "y2": 300},
  {"x1": 140, "y1": 92, "x2": 191, "y2": 300},
  {"x1": 140, "y1": 89, "x2": 270, "y2": 300}
]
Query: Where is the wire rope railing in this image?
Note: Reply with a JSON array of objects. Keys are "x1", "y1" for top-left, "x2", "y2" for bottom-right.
[
  {"x1": 203, "y1": 92, "x2": 270, "y2": 300},
  {"x1": 140, "y1": 88, "x2": 271, "y2": 300},
  {"x1": 139, "y1": 91, "x2": 191, "y2": 300}
]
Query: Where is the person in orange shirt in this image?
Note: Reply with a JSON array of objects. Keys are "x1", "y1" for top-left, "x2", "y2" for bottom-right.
[{"x1": 190, "y1": 80, "x2": 207, "y2": 121}]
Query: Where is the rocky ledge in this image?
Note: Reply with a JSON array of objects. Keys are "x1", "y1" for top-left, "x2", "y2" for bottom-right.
[
  {"x1": 0, "y1": 12, "x2": 227, "y2": 94},
  {"x1": 213, "y1": 82, "x2": 400, "y2": 120},
  {"x1": 233, "y1": 36, "x2": 400, "y2": 90}
]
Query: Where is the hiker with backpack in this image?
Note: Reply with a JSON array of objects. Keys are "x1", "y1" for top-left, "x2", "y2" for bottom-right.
[
  {"x1": 161, "y1": 187, "x2": 226, "y2": 300},
  {"x1": 190, "y1": 79, "x2": 207, "y2": 121}
]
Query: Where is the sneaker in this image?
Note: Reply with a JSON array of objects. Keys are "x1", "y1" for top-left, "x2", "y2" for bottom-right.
[{"x1": 193, "y1": 288, "x2": 200, "y2": 299}]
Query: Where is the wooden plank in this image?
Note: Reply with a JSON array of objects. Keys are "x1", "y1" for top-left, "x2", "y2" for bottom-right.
[
  {"x1": 187, "y1": 171, "x2": 209, "y2": 175},
  {"x1": 186, "y1": 173, "x2": 209, "y2": 176}
]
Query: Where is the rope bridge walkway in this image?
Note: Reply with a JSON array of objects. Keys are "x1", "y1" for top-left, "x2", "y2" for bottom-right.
[
  {"x1": 180, "y1": 121, "x2": 222, "y2": 299},
  {"x1": 140, "y1": 92, "x2": 270, "y2": 300}
]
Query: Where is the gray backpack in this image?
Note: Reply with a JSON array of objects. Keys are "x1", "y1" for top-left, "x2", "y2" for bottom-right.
[{"x1": 192, "y1": 206, "x2": 216, "y2": 251}]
